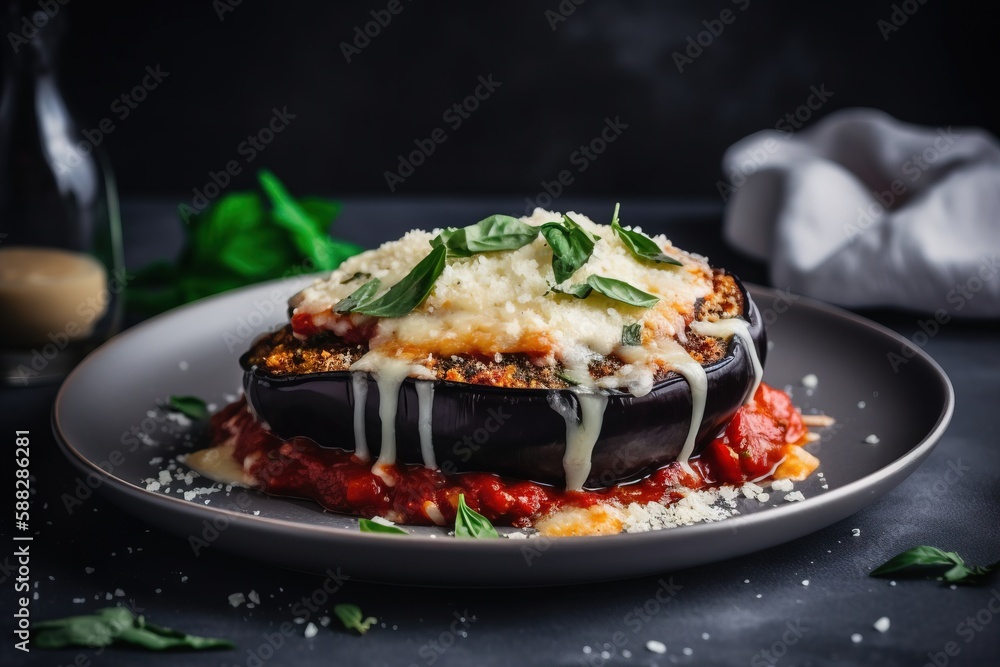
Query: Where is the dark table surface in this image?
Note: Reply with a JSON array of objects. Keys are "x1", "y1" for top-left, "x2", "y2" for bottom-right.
[{"x1": 3, "y1": 199, "x2": 999, "y2": 667}]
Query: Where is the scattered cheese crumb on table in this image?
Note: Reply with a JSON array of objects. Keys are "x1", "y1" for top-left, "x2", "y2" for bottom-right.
[{"x1": 645, "y1": 640, "x2": 666, "y2": 654}]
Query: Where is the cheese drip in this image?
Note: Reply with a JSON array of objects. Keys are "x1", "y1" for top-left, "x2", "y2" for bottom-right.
[
  {"x1": 549, "y1": 390, "x2": 609, "y2": 490},
  {"x1": 350, "y1": 353, "x2": 435, "y2": 485},
  {"x1": 690, "y1": 318, "x2": 762, "y2": 404},
  {"x1": 350, "y1": 372, "x2": 370, "y2": 462},
  {"x1": 415, "y1": 381, "x2": 436, "y2": 468}
]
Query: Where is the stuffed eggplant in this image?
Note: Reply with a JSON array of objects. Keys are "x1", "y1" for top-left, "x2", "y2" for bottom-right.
[{"x1": 231, "y1": 208, "x2": 766, "y2": 490}]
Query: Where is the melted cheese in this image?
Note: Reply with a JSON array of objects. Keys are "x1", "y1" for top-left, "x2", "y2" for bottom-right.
[
  {"x1": 290, "y1": 211, "x2": 752, "y2": 490},
  {"x1": 691, "y1": 318, "x2": 763, "y2": 403},
  {"x1": 292, "y1": 209, "x2": 713, "y2": 362},
  {"x1": 548, "y1": 390, "x2": 609, "y2": 490},
  {"x1": 350, "y1": 372, "x2": 370, "y2": 462},
  {"x1": 350, "y1": 352, "x2": 434, "y2": 483},
  {"x1": 415, "y1": 381, "x2": 436, "y2": 468}
]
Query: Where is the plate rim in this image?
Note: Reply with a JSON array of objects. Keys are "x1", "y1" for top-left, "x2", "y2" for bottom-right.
[{"x1": 52, "y1": 277, "x2": 955, "y2": 554}]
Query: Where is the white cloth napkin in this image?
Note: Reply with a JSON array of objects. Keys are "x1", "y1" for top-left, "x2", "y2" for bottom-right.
[{"x1": 722, "y1": 108, "x2": 1000, "y2": 317}]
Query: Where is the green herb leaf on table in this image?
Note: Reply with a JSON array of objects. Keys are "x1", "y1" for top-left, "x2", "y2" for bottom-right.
[
  {"x1": 334, "y1": 604, "x2": 378, "y2": 635},
  {"x1": 610, "y1": 203, "x2": 682, "y2": 267},
  {"x1": 431, "y1": 215, "x2": 538, "y2": 257},
  {"x1": 454, "y1": 493, "x2": 500, "y2": 539},
  {"x1": 358, "y1": 518, "x2": 408, "y2": 535},
  {"x1": 259, "y1": 170, "x2": 356, "y2": 271},
  {"x1": 334, "y1": 278, "x2": 382, "y2": 314},
  {"x1": 34, "y1": 608, "x2": 233, "y2": 651},
  {"x1": 355, "y1": 245, "x2": 447, "y2": 318},
  {"x1": 871, "y1": 546, "x2": 997, "y2": 584},
  {"x1": 127, "y1": 171, "x2": 361, "y2": 315},
  {"x1": 586, "y1": 275, "x2": 660, "y2": 308},
  {"x1": 166, "y1": 395, "x2": 209, "y2": 421},
  {"x1": 540, "y1": 221, "x2": 595, "y2": 284},
  {"x1": 621, "y1": 323, "x2": 643, "y2": 346}
]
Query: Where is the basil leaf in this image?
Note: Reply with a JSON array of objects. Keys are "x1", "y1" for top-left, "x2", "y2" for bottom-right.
[
  {"x1": 355, "y1": 245, "x2": 446, "y2": 318},
  {"x1": 550, "y1": 282, "x2": 593, "y2": 299},
  {"x1": 464, "y1": 215, "x2": 539, "y2": 252},
  {"x1": 432, "y1": 215, "x2": 538, "y2": 256},
  {"x1": 611, "y1": 203, "x2": 682, "y2": 267},
  {"x1": 454, "y1": 493, "x2": 499, "y2": 539},
  {"x1": 34, "y1": 608, "x2": 232, "y2": 651},
  {"x1": 540, "y1": 221, "x2": 594, "y2": 284},
  {"x1": 259, "y1": 170, "x2": 339, "y2": 270},
  {"x1": 871, "y1": 546, "x2": 997, "y2": 584},
  {"x1": 333, "y1": 604, "x2": 377, "y2": 635},
  {"x1": 555, "y1": 370, "x2": 581, "y2": 387},
  {"x1": 334, "y1": 278, "x2": 382, "y2": 314},
  {"x1": 621, "y1": 323, "x2": 642, "y2": 346},
  {"x1": 562, "y1": 213, "x2": 600, "y2": 242},
  {"x1": 586, "y1": 275, "x2": 660, "y2": 308},
  {"x1": 358, "y1": 518, "x2": 408, "y2": 535},
  {"x1": 167, "y1": 395, "x2": 209, "y2": 421},
  {"x1": 430, "y1": 227, "x2": 472, "y2": 258}
]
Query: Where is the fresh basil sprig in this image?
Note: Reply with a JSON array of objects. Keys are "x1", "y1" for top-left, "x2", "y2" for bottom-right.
[
  {"x1": 354, "y1": 245, "x2": 446, "y2": 318},
  {"x1": 432, "y1": 215, "x2": 539, "y2": 257},
  {"x1": 550, "y1": 283, "x2": 594, "y2": 299},
  {"x1": 871, "y1": 546, "x2": 997, "y2": 584},
  {"x1": 562, "y1": 213, "x2": 600, "y2": 242},
  {"x1": 333, "y1": 604, "x2": 377, "y2": 635},
  {"x1": 551, "y1": 276, "x2": 659, "y2": 309},
  {"x1": 335, "y1": 278, "x2": 381, "y2": 314},
  {"x1": 166, "y1": 395, "x2": 209, "y2": 421},
  {"x1": 621, "y1": 323, "x2": 642, "y2": 346},
  {"x1": 611, "y1": 203, "x2": 682, "y2": 267},
  {"x1": 358, "y1": 518, "x2": 408, "y2": 535},
  {"x1": 454, "y1": 494, "x2": 499, "y2": 539},
  {"x1": 540, "y1": 220, "x2": 595, "y2": 284},
  {"x1": 587, "y1": 275, "x2": 659, "y2": 308},
  {"x1": 34, "y1": 608, "x2": 233, "y2": 651}
]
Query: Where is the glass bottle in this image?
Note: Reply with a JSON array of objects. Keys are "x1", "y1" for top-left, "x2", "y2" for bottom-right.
[{"x1": 0, "y1": 1, "x2": 124, "y2": 385}]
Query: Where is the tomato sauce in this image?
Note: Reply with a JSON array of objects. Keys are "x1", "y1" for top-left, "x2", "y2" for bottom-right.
[{"x1": 213, "y1": 383, "x2": 807, "y2": 527}]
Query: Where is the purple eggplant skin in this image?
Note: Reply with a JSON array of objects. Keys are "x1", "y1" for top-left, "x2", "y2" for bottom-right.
[{"x1": 241, "y1": 277, "x2": 766, "y2": 489}]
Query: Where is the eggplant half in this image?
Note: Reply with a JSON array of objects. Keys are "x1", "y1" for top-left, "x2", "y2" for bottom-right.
[{"x1": 240, "y1": 278, "x2": 765, "y2": 489}]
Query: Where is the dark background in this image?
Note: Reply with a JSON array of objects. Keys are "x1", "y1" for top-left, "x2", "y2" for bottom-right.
[{"x1": 50, "y1": 0, "x2": 1000, "y2": 200}]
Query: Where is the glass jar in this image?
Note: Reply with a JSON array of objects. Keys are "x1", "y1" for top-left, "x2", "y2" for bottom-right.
[{"x1": 0, "y1": 1, "x2": 124, "y2": 385}]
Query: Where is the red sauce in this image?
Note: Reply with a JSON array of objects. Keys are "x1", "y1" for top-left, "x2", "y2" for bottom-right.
[{"x1": 213, "y1": 383, "x2": 806, "y2": 527}]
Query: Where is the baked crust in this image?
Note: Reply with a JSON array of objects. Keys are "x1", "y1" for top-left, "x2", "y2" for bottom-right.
[{"x1": 244, "y1": 271, "x2": 744, "y2": 389}]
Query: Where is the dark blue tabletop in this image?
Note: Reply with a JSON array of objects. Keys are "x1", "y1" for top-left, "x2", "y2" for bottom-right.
[{"x1": 3, "y1": 199, "x2": 999, "y2": 667}]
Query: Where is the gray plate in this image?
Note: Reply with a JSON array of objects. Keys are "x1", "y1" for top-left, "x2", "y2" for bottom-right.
[{"x1": 53, "y1": 279, "x2": 954, "y2": 587}]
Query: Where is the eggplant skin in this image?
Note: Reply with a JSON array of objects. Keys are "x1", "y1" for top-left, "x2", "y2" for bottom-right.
[{"x1": 241, "y1": 276, "x2": 765, "y2": 489}]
